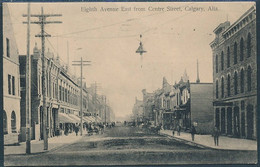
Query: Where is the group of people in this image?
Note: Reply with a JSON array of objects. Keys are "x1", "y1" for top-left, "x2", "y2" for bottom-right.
[
  {"x1": 171, "y1": 125, "x2": 220, "y2": 146},
  {"x1": 84, "y1": 122, "x2": 116, "y2": 135},
  {"x1": 60, "y1": 122, "x2": 117, "y2": 136}
]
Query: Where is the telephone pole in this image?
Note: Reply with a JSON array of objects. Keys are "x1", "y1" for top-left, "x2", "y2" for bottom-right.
[
  {"x1": 93, "y1": 82, "x2": 101, "y2": 123},
  {"x1": 25, "y1": 3, "x2": 31, "y2": 154},
  {"x1": 104, "y1": 96, "x2": 106, "y2": 124},
  {"x1": 95, "y1": 82, "x2": 97, "y2": 123},
  {"x1": 23, "y1": 7, "x2": 62, "y2": 150},
  {"x1": 72, "y1": 58, "x2": 91, "y2": 136}
]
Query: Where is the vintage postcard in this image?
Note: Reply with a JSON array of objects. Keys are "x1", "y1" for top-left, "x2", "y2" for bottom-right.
[{"x1": 3, "y1": 1, "x2": 257, "y2": 166}]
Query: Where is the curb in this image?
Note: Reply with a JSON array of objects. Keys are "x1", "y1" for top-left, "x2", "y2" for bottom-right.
[
  {"x1": 159, "y1": 133, "x2": 210, "y2": 149},
  {"x1": 4, "y1": 135, "x2": 84, "y2": 156},
  {"x1": 159, "y1": 132, "x2": 257, "y2": 151}
]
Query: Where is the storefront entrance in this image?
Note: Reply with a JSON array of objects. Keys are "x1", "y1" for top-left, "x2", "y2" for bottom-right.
[
  {"x1": 247, "y1": 105, "x2": 254, "y2": 139},
  {"x1": 227, "y1": 107, "x2": 232, "y2": 135},
  {"x1": 234, "y1": 106, "x2": 240, "y2": 137}
]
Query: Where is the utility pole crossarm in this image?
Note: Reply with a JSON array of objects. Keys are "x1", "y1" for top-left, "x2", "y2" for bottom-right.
[
  {"x1": 71, "y1": 64, "x2": 91, "y2": 66},
  {"x1": 35, "y1": 34, "x2": 51, "y2": 37},
  {"x1": 23, "y1": 21, "x2": 62, "y2": 24},
  {"x1": 23, "y1": 14, "x2": 62, "y2": 17},
  {"x1": 72, "y1": 61, "x2": 92, "y2": 63}
]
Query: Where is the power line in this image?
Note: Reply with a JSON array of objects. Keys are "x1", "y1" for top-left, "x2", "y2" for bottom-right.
[
  {"x1": 52, "y1": 10, "x2": 195, "y2": 41},
  {"x1": 53, "y1": 3, "x2": 194, "y2": 38}
]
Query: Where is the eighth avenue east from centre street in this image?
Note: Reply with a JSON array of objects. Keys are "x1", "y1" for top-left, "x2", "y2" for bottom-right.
[{"x1": 3, "y1": 1, "x2": 257, "y2": 166}]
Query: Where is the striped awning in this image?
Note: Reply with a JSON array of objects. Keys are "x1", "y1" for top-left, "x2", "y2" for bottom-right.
[
  {"x1": 59, "y1": 113, "x2": 76, "y2": 123},
  {"x1": 83, "y1": 116, "x2": 92, "y2": 123},
  {"x1": 68, "y1": 114, "x2": 81, "y2": 123}
]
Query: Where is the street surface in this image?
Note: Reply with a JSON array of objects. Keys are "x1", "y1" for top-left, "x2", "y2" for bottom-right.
[{"x1": 5, "y1": 125, "x2": 257, "y2": 166}]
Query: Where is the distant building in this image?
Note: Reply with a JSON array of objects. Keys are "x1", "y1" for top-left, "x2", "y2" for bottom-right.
[
  {"x1": 142, "y1": 89, "x2": 154, "y2": 122},
  {"x1": 132, "y1": 97, "x2": 143, "y2": 123},
  {"x1": 210, "y1": 6, "x2": 256, "y2": 139},
  {"x1": 3, "y1": 4, "x2": 21, "y2": 145},
  {"x1": 145, "y1": 61, "x2": 214, "y2": 134}
]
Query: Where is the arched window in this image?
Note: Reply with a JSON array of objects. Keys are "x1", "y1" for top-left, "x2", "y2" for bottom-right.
[
  {"x1": 247, "y1": 66, "x2": 252, "y2": 91},
  {"x1": 240, "y1": 37, "x2": 244, "y2": 61},
  {"x1": 221, "y1": 77, "x2": 224, "y2": 98},
  {"x1": 221, "y1": 51, "x2": 224, "y2": 70},
  {"x1": 3, "y1": 111, "x2": 7, "y2": 134},
  {"x1": 216, "y1": 80, "x2": 219, "y2": 99},
  {"x1": 241, "y1": 69, "x2": 244, "y2": 93},
  {"x1": 216, "y1": 55, "x2": 218, "y2": 73},
  {"x1": 11, "y1": 111, "x2": 16, "y2": 133},
  {"x1": 234, "y1": 42, "x2": 238, "y2": 64},
  {"x1": 227, "y1": 47, "x2": 230, "y2": 68},
  {"x1": 247, "y1": 33, "x2": 251, "y2": 57},
  {"x1": 227, "y1": 74, "x2": 231, "y2": 97},
  {"x1": 234, "y1": 71, "x2": 238, "y2": 95}
]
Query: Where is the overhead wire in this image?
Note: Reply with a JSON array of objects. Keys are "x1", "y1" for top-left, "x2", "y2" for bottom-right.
[{"x1": 53, "y1": 2, "x2": 195, "y2": 39}]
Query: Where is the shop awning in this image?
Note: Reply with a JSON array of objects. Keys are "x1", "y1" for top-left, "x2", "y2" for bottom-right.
[
  {"x1": 68, "y1": 114, "x2": 81, "y2": 123},
  {"x1": 89, "y1": 116, "x2": 96, "y2": 122},
  {"x1": 97, "y1": 116, "x2": 102, "y2": 122},
  {"x1": 59, "y1": 113, "x2": 76, "y2": 123},
  {"x1": 83, "y1": 116, "x2": 92, "y2": 123}
]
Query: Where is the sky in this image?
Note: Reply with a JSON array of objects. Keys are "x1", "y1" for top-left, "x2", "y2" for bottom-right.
[{"x1": 6, "y1": 2, "x2": 254, "y2": 119}]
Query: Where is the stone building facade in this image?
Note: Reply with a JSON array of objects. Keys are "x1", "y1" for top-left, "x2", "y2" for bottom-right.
[
  {"x1": 3, "y1": 4, "x2": 21, "y2": 145},
  {"x1": 210, "y1": 6, "x2": 257, "y2": 139},
  {"x1": 19, "y1": 44, "x2": 82, "y2": 141}
]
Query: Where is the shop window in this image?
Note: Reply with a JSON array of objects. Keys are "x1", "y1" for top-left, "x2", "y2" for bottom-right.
[
  {"x1": 11, "y1": 111, "x2": 16, "y2": 133},
  {"x1": 216, "y1": 80, "x2": 219, "y2": 99},
  {"x1": 247, "y1": 66, "x2": 252, "y2": 91},
  {"x1": 234, "y1": 71, "x2": 238, "y2": 95},
  {"x1": 12, "y1": 76, "x2": 15, "y2": 95},
  {"x1": 221, "y1": 77, "x2": 224, "y2": 98},
  {"x1": 215, "y1": 55, "x2": 218, "y2": 73},
  {"x1": 3, "y1": 111, "x2": 7, "y2": 134},
  {"x1": 241, "y1": 100, "x2": 245, "y2": 110},
  {"x1": 247, "y1": 33, "x2": 251, "y2": 57},
  {"x1": 6, "y1": 38, "x2": 10, "y2": 58},
  {"x1": 234, "y1": 42, "x2": 238, "y2": 64},
  {"x1": 227, "y1": 47, "x2": 230, "y2": 68},
  {"x1": 227, "y1": 74, "x2": 231, "y2": 96},
  {"x1": 240, "y1": 69, "x2": 244, "y2": 93},
  {"x1": 221, "y1": 51, "x2": 224, "y2": 70},
  {"x1": 8, "y1": 74, "x2": 12, "y2": 95},
  {"x1": 240, "y1": 37, "x2": 244, "y2": 61}
]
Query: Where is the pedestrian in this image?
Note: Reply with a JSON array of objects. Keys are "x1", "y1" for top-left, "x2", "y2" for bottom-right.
[
  {"x1": 190, "y1": 125, "x2": 196, "y2": 141},
  {"x1": 75, "y1": 125, "x2": 79, "y2": 136},
  {"x1": 65, "y1": 124, "x2": 69, "y2": 136},
  {"x1": 172, "y1": 128, "x2": 175, "y2": 136},
  {"x1": 177, "y1": 125, "x2": 181, "y2": 136},
  {"x1": 213, "y1": 126, "x2": 220, "y2": 146}
]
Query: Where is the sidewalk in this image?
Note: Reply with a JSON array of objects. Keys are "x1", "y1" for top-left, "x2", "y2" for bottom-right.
[
  {"x1": 160, "y1": 130, "x2": 257, "y2": 151},
  {"x1": 4, "y1": 132, "x2": 84, "y2": 155}
]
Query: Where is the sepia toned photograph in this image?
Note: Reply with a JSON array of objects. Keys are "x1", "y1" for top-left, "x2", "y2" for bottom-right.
[{"x1": 3, "y1": 1, "x2": 257, "y2": 166}]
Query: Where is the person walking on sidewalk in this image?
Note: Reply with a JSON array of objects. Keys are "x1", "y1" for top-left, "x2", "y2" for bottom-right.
[
  {"x1": 213, "y1": 126, "x2": 220, "y2": 146},
  {"x1": 190, "y1": 125, "x2": 196, "y2": 141},
  {"x1": 177, "y1": 125, "x2": 181, "y2": 136},
  {"x1": 75, "y1": 125, "x2": 79, "y2": 136}
]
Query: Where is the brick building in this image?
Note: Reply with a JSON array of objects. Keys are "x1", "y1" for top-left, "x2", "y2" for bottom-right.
[
  {"x1": 210, "y1": 6, "x2": 256, "y2": 139},
  {"x1": 19, "y1": 44, "x2": 84, "y2": 141}
]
